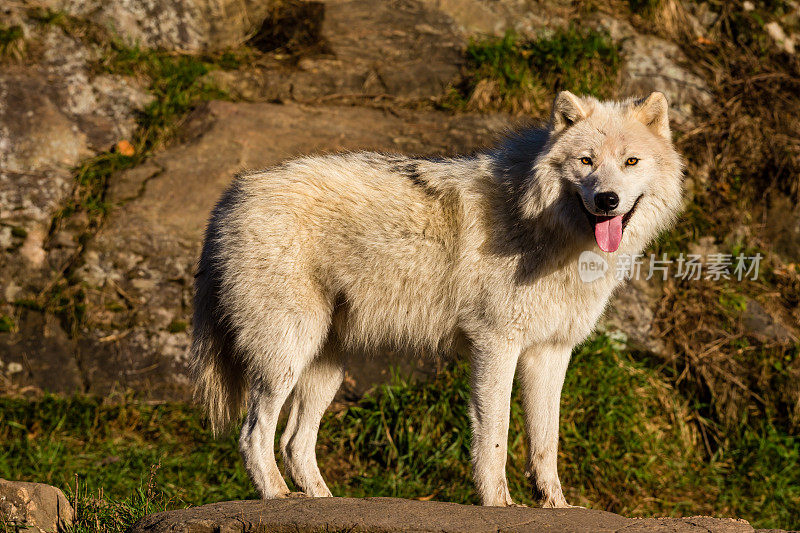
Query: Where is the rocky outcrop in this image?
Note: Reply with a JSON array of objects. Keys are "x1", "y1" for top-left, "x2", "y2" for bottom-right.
[
  {"x1": 13, "y1": 0, "x2": 271, "y2": 52},
  {"x1": 0, "y1": 479, "x2": 74, "y2": 533},
  {"x1": 132, "y1": 497, "x2": 766, "y2": 533},
  {"x1": 209, "y1": 0, "x2": 465, "y2": 102},
  {"x1": 418, "y1": 0, "x2": 569, "y2": 39},
  {"x1": 0, "y1": 22, "x2": 150, "y2": 298},
  {"x1": 0, "y1": 16, "x2": 152, "y2": 394},
  {"x1": 600, "y1": 16, "x2": 712, "y2": 127}
]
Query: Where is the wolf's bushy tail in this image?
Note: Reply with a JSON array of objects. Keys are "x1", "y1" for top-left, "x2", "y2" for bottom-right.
[{"x1": 190, "y1": 268, "x2": 246, "y2": 436}]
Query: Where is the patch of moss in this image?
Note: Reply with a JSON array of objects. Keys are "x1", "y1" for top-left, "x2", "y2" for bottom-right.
[
  {"x1": 446, "y1": 26, "x2": 620, "y2": 114},
  {"x1": 0, "y1": 24, "x2": 25, "y2": 60},
  {"x1": 0, "y1": 315, "x2": 14, "y2": 333},
  {"x1": 42, "y1": 36, "x2": 239, "y2": 346},
  {"x1": 104, "y1": 301, "x2": 126, "y2": 312},
  {"x1": 166, "y1": 319, "x2": 188, "y2": 333}
]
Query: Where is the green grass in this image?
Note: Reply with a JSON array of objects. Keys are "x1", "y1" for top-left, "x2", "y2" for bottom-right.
[
  {"x1": 0, "y1": 24, "x2": 24, "y2": 60},
  {"x1": 0, "y1": 315, "x2": 13, "y2": 333},
  {"x1": 322, "y1": 335, "x2": 702, "y2": 512},
  {"x1": 166, "y1": 319, "x2": 188, "y2": 333},
  {"x1": 446, "y1": 27, "x2": 620, "y2": 114},
  {"x1": 100, "y1": 43, "x2": 233, "y2": 151},
  {"x1": 0, "y1": 334, "x2": 796, "y2": 531}
]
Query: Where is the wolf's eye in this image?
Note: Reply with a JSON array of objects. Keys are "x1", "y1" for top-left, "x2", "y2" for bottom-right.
[
  {"x1": 625, "y1": 157, "x2": 639, "y2": 166},
  {"x1": 580, "y1": 157, "x2": 592, "y2": 165}
]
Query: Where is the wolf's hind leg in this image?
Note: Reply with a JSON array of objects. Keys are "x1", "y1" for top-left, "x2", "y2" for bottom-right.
[
  {"x1": 240, "y1": 384, "x2": 295, "y2": 498},
  {"x1": 238, "y1": 304, "x2": 331, "y2": 499},
  {"x1": 517, "y1": 343, "x2": 572, "y2": 508},
  {"x1": 280, "y1": 344, "x2": 344, "y2": 497}
]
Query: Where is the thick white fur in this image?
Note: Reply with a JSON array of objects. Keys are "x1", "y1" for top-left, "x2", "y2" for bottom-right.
[{"x1": 190, "y1": 91, "x2": 684, "y2": 507}]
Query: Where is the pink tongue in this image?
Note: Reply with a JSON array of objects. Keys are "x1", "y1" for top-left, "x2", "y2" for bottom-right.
[{"x1": 594, "y1": 215, "x2": 623, "y2": 253}]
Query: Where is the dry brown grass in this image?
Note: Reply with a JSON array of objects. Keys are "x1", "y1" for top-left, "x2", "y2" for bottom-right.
[
  {"x1": 605, "y1": 1, "x2": 800, "y2": 457},
  {"x1": 653, "y1": 276, "x2": 799, "y2": 439},
  {"x1": 671, "y1": 3, "x2": 800, "y2": 221}
]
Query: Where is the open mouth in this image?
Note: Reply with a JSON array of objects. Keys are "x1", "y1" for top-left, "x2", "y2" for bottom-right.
[{"x1": 577, "y1": 194, "x2": 643, "y2": 253}]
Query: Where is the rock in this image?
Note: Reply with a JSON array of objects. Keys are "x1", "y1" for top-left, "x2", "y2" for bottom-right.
[
  {"x1": 271, "y1": 0, "x2": 710, "y2": 127},
  {"x1": 418, "y1": 0, "x2": 509, "y2": 35},
  {"x1": 416, "y1": 0, "x2": 711, "y2": 128},
  {"x1": 0, "y1": 308, "x2": 81, "y2": 395},
  {"x1": 743, "y1": 299, "x2": 797, "y2": 344},
  {"x1": 0, "y1": 478, "x2": 74, "y2": 533},
  {"x1": 132, "y1": 497, "x2": 760, "y2": 533},
  {"x1": 296, "y1": 0, "x2": 463, "y2": 100},
  {"x1": 35, "y1": 26, "x2": 152, "y2": 152},
  {"x1": 599, "y1": 16, "x2": 712, "y2": 127},
  {"x1": 764, "y1": 21, "x2": 796, "y2": 55},
  {"x1": 605, "y1": 279, "x2": 666, "y2": 355},
  {"x1": 63, "y1": 100, "x2": 507, "y2": 398},
  {"x1": 0, "y1": 23, "x2": 151, "y2": 303},
  {"x1": 212, "y1": 0, "x2": 466, "y2": 102},
  {"x1": 30, "y1": 0, "x2": 271, "y2": 52},
  {"x1": 764, "y1": 195, "x2": 800, "y2": 263},
  {"x1": 0, "y1": 21, "x2": 153, "y2": 388},
  {"x1": 417, "y1": 0, "x2": 569, "y2": 38},
  {"x1": 0, "y1": 64, "x2": 82, "y2": 298},
  {"x1": 107, "y1": 161, "x2": 163, "y2": 204},
  {"x1": 0, "y1": 69, "x2": 90, "y2": 173}
]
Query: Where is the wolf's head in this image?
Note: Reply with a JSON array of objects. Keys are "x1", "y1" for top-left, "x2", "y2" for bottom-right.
[{"x1": 519, "y1": 91, "x2": 684, "y2": 254}]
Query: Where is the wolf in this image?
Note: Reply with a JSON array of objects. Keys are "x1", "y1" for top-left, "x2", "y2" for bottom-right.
[{"x1": 190, "y1": 91, "x2": 684, "y2": 507}]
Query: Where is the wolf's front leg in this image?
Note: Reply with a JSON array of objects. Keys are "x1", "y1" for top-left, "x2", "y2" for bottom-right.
[
  {"x1": 517, "y1": 343, "x2": 573, "y2": 508},
  {"x1": 469, "y1": 345, "x2": 521, "y2": 506}
]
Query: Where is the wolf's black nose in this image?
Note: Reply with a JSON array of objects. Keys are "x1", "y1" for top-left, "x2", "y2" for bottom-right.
[{"x1": 594, "y1": 192, "x2": 619, "y2": 212}]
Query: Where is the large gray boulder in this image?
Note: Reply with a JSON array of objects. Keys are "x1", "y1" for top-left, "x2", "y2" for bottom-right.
[
  {"x1": 0, "y1": 479, "x2": 74, "y2": 533},
  {"x1": 132, "y1": 497, "x2": 764, "y2": 533},
  {"x1": 26, "y1": 0, "x2": 272, "y2": 51}
]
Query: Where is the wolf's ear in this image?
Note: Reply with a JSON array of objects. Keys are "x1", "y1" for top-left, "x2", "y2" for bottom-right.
[
  {"x1": 550, "y1": 91, "x2": 587, "y2": 134},
  {"x1": 633, "y1": 92, "x2": 670, "y2": 139}
]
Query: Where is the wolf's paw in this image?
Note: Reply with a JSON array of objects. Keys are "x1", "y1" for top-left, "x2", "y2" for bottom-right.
[
  {"x1": 541, "y1": 499, "x2": 581, "y2": 509},
  {"x1": 508, "y1": 502, "x2": 528, "y2": 508}
]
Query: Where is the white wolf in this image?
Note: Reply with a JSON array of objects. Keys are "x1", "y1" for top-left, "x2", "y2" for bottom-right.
[{"x1": 190, "y1": 91, "x2": 683, "y2": 507}]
